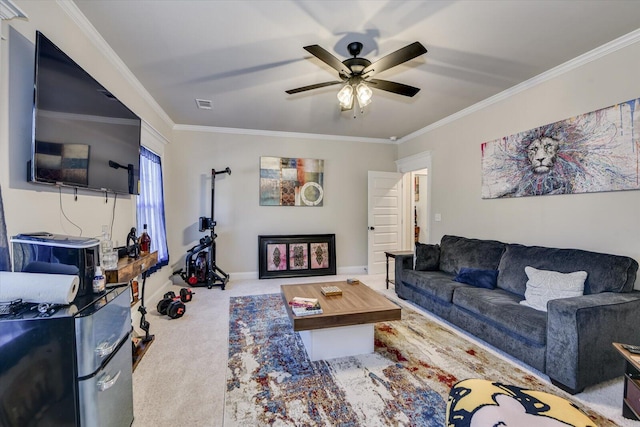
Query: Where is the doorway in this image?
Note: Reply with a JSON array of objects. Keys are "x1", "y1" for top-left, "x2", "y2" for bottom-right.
[
  {"x1": 411, "y1": 169, "x2": 429, "y2": 245},
  {"x1": 366, "y1": 151, "x2": 431, "y2": 274},
  {"x1": 397, "y1": 151, "x2": 432, "y2": 248}
]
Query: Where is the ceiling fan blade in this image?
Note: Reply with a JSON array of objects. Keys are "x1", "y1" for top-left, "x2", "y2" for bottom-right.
[
  {"x1": 285, "y1": 81, "x2": 342, "y2": 95},
  {"x1": 368, "y1": 79, "x2": 421, "y2": 97},
  {"x1": 304, "y1": 45, "x2": 352, "y2": 76},
  {"x1": 362, "y1": 42, "x2": 427, "y2": 77}
]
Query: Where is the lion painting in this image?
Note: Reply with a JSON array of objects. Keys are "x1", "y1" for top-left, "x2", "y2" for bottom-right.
[
  {"x1": 481, "y1": 98, "x2": 640, "y2": 199},
  {"x1": 527, "y1": 137, "x2": 560, "y2": 173}
]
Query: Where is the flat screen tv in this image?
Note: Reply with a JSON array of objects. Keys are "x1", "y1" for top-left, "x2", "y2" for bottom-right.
[{"x1": 30, "y1": 31, "x2": 140, "y2": 195}]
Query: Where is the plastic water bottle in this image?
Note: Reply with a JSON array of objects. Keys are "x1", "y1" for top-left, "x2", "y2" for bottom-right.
[{"x1": 93, "y1": 266, "x2": 106, "y2": 293}]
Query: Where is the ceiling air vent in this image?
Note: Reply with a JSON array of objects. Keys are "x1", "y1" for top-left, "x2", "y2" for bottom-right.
[{"x1": 195, "y1": 99, "x2": 213, "y2": 110}]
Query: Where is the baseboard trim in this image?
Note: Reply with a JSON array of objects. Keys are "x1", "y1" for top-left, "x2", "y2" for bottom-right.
[
  {"x1": 338, "y1": 266, "x2": 367, "y2": 275},
  {"x1": 197, "y1": 266, "x2": 369, "y2": 282}
]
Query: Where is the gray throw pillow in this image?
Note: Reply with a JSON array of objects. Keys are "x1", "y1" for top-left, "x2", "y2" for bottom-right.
[
  {"x1": 519, "y1": 266, "x2": 587, "y2": 312},
  {"x1": 415, "y1": 243, "x2": 440, "y2": 271}
]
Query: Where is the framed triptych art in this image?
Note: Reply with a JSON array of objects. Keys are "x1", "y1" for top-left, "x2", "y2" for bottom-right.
[{"x1": 258, "y1": 234, "x2": 336, "y2": 279}]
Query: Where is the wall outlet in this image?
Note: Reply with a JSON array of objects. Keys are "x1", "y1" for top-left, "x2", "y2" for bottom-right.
[{"x1": 435, "y1": 213, "x2": 442, "y2": 222}]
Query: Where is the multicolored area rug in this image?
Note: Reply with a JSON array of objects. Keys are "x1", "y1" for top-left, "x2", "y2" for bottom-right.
[{"x1": 224, "y1": 293, "x2": 614, "y2": 426}]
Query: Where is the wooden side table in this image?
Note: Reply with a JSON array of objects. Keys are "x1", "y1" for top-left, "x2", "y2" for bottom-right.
[
  {"x1": 384, "y1": 250, "x2": 414, "y2": 289},
  {"x1": 613, "y1": 342, "x2": 640, "y2": 420}
]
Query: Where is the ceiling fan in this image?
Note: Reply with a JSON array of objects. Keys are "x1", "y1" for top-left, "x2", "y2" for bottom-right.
[{"x1": 285, "y1": 41, "x2": 427, "y2": 111}]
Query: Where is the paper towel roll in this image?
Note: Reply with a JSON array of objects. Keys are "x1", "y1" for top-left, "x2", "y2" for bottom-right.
[{"x1": 0, "y1": 271, "x2": 79, "y2": 304}]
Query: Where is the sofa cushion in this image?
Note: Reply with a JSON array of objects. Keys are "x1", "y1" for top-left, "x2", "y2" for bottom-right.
[
  {"x1": 439, "y1": 235, "x2": 506, "y2": 275},
  {"x1": 453, "y1": 268, "x2": 498, "y2": 289},
  {"x1": 520, "y1": 266, "x2": 587, "y2": 312},
  {"x1": 497, "y1": 244, "x2": 638, "y2": 296},
  {"x1": 452, "y1": 287, "x2": 547, "y2": 346},
  {"x1": 401, "y1": 269, "x2": 463, "y2": 303},
  {"x1": 415, "y1": 243, "x2": 440, "y2": 271}
]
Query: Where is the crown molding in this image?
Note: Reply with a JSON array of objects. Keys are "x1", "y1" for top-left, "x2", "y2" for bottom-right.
[
  {"x1": 173, "y1": 124, "x2": 393, "y2": 144},
  {"x1": 142, "y1": 121, "x2": 169, "y2": 145},
  {"x1": 0, "y1": 0, "x2": 26, "y2": 20},
  {"x1": 56, "y1": 0, "x2": 174, "y2": 132},
  {"x1": 141, "y1": 121, "x2": 170, "y2": 156},
  {"x1": 396, "y1": 151, "x2": 431, "y2": 173},
  {"x1": 399, "y1": 28, "x2": 640, "y2": 144}
]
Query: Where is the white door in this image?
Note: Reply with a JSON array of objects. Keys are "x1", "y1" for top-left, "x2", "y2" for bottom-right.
[{"x1": 367, "y1": 171, "x2": 403, "y2": 274}]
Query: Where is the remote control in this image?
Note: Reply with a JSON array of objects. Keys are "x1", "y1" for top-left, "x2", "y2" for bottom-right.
[{"x1": 622, "y1": 344, "x2": 640, "y2": 354}]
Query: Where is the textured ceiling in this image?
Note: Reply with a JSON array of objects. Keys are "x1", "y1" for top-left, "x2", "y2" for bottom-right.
[{"x1": 72, "y1": 0, "x2": 640, "y2": 140}]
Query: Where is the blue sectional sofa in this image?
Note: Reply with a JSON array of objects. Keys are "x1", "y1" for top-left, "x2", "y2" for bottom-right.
[{"x1": 394, "y1": 235, "x2": 640, "y2": 394}]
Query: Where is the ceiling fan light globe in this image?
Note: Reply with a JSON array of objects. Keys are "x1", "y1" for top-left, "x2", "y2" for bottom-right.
[
  {"x1": 340, "y1": 96, "x2": 354, "y2": 110},
  {"x1": 356, "y1": 82, "x2": 373, "y2": 108},
  {"x1": 337, "y1": 84, "x2": 354, "y2": 108}
]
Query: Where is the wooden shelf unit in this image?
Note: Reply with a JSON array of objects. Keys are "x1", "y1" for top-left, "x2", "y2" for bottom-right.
[
  {"x1": 105, "y1": 251, "x2": 158, "y2": 284},
  {"x1": 614, "y1": 342, "x2": 640, "y2": 420},
  {"x1": 105, "y1": 251, "x2": 158, "y2": 371}
]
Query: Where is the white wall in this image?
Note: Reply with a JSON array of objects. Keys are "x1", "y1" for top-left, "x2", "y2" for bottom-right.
[
  {"x1": 0, "y1": 2, "x2": 173, "y2": 301},
  {"x1": 398, "y1": 36, "x2": 640, "y2": 267},
  {"x1": 165, "y1": 129, "x2": 398, "y2": 277}
]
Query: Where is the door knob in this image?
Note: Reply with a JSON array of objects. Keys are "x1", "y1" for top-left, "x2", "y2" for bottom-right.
[{"x1": 368, "y1": 227, "x2": 375, "y2": 230}]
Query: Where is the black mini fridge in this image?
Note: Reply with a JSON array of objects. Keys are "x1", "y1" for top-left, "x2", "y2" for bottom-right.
[{"x1": 0, "y1": 286, "x2": 133, "y2": 426}]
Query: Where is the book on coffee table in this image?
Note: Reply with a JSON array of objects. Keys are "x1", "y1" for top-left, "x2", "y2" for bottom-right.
[
  {"x1": 289, "y1": 296, "x2": 320, "y2": 308},
  {"x1": 289, "y1": 296, "x2": 318, "y2": 305},
  {"x1": 291, "y1": 306, "x2": 323, "y2": 316}
]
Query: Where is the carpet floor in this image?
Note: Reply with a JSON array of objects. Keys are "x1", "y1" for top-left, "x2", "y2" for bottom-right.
[
  {"x1": 224, "y1": 293, "x2": 614, "y2": 426},
  {"x1": 131, "y1": 274, "x2": 639, "y2": 426}
]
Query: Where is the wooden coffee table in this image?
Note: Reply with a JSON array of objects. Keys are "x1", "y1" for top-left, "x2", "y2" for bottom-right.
[{"x1": 280, "y1": 281, "x2": 401, "y2": 361}]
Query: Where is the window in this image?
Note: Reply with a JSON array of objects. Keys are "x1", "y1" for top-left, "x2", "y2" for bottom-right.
[{"x1": 137, "y1": 146, "x2": 169, "y2": 273}]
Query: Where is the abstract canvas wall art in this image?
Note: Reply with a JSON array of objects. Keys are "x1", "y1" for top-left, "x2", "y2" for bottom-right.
[
  {"x1": 260, "y1": 156, "x2": 324, "y2": 206},
  {"x1": 481, "y1": 98, "x2": 640, "y2": 199}
]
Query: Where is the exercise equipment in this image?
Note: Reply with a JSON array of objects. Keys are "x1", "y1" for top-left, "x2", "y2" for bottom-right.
[
  {"x1": 157, "y1": 291, "x2": 187, "y2": 319},
  {"x1": 179, "y1": 287, "x2": 194, "y2": 302},
  {"x1": 173, "y1": 167, "x2": 231, "y2": 290}
]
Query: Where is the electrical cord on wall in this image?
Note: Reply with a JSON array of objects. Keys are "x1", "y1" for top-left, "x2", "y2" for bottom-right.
[
  {"x1": 92, "y1": 192, "x2": 118, "y2": 241},
  {"x1": 110, "y1": 192, "x2": 117, "y2": 239},
  {"x1": 59, "y1": 186, "x2": 82, "y2": 236}
]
